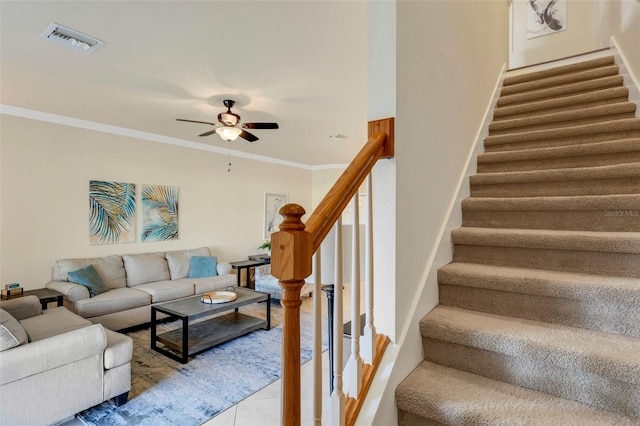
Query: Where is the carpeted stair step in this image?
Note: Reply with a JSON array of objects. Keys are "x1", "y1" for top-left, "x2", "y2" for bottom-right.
[
  {"x1": 419, "y1": 306, "x2": 640, "y2": 417},
  {"x1": 500, "y1": 65, "x2": 620, "y2": 97},
  {"x1": 438, "y1": 262, "x2": 640, "y2": 336},
  {"x1": 488, "y1": 102, "x2": 637, "y2": 136},
  {"x1": 493, "y1": 86, "x2": 630, "y2": 121},
  {"x1": 503, "y1": 56, "x2": 615, "y2": 87},
  {"x1": 396, "y1": 361, "x2": 640, "y2": 426},
  {"x1": 473, "y1": 160, "x2": 640, "y2": 195},
  {"x1": 484, "y1": 118, "x2": 640, "y2": 152},
  {"x1": 469, "y1": 163, "x2": 640, "y2": 198},
  {"x1": 461, "y1": 194, "x2": 640, "y2": 231},
  {"x1": 477, "y1": 138, "x2": 640, "y2": 172},
  {"x1": 497, "y1": 75, "x2": 625, "y2": 108},
  {"x1": 451, "y1": 227, "x2": 640, "y2": 277}
]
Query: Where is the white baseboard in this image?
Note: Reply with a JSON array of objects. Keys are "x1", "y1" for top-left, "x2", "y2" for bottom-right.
[{"x1": 610, "y1": 36, "x2": 640, "y2": 117}]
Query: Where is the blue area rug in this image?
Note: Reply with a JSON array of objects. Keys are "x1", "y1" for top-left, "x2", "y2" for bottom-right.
[{"x1": 79, "y1": 307, "x2": 326, "y2": 426}]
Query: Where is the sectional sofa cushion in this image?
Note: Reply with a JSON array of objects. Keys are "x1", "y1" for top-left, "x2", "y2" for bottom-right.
[
  {"x1": 165, "y1": 247, "x2": 210, "y2": 280},
  {"x1": 68, "y1": 264, "x2": 109, "y2": 297},
  {"x1": 0, "y1": 308, "x2": 28, "y2": 351},
  {"x1": 53, "y1": 255, "x2": 126, "y2": 289},
  {"x1": 179, "y1": 274, "x2": 237, "y2": 295},
  {"x1": 122, "y1": 253, "x2": 169, "y2": 286},
  {"x1": 19, "y1": 306, "x2": 92, "y2": 342},
  {"x1": 74, "y1": 288, "x2": 151, "y2": 318},
  {"x1": 133, "y1": 280, "x2": 194, "y2": 303}
]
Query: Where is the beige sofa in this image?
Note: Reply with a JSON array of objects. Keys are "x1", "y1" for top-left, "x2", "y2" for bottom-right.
[
  {"x1": 0, "y1": 295, "x2": 132, "y2": 426},
  {"x1": 46, "y1": 247, "x2": 237, "y2": 331}
]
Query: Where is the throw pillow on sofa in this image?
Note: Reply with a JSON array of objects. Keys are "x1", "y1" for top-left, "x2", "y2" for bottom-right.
[
  {"x1": 0, "y1": 308, "x2": 29, "y2": 351},
  {"x1": 68, "y1": 264, "x2": 109, "y2": 297},
  {"x1": 189, "y1": 256, "x2": 218, "y2": 278}
]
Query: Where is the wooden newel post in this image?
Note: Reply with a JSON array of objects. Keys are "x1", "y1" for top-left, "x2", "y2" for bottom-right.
[{"x1": 271, "y1": 204, "x2": 313, "y2": 426}]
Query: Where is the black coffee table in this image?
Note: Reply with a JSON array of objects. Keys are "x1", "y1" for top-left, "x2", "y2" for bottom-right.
[{"x1": 151, "y1": 287, "x2": 270, "y2": 363}]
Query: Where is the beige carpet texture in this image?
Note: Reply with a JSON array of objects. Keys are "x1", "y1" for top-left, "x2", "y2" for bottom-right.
[{"x1": 396, "y1": 55, "x2": 640, "y2": 425}]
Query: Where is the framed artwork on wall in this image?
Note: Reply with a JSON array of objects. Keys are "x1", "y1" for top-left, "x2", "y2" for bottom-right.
[
  {"x1": 89, "y1": 180, "x2": 136, "y2": 245},
  {"x1": 264, "y1": 192, "x2": 288, "y2": 239},
  {"x1": 527, "y1": 0, "x2": 566, "y2": 39},
  {"x1": 141, "y1": 184, "x2": 179, "y2": 242}
]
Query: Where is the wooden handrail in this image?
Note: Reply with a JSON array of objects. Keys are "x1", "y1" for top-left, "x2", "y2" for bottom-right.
[
  {"x1": 306, "y1": 117, "x2": 394, "y2": 252},
  {"x1": 272, "y1": 117, "x2": 394, "y2": 426}
]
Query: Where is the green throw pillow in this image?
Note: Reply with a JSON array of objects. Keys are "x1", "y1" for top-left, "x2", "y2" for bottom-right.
[
  {"x1": 189, "y1": 256, "x2": 218, "y2": 278},
  {"x1": 68, "y1": 264, "x2": 108, "y2": 297}
]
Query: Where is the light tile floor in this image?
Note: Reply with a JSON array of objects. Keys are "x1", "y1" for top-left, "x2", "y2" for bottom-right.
[{"x1": 204, "y1": 350, "x2": 332, "y2": 426}]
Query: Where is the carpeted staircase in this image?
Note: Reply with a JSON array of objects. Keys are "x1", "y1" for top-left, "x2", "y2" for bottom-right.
[{"x1": 396, "y1": 55, "x2": 640, "y2": 425}]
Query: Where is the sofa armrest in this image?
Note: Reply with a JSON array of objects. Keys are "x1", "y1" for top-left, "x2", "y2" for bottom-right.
[
  {"x1": 0, "y1": 324, "x2": 107, "y2": 386},
  {"x1": 46, "y1": 280, "x2": 90, "y2": 302},
  {"x1": 0, "y1": 295, "x2": 42, "y2": 320},
  {"x1": 217, "y1": 262, "x2": 232, "y2": 276}
]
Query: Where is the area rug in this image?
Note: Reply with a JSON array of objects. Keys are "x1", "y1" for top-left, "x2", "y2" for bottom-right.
[{"x1": 79, "y1": 307, "x2": 327, "y2": 426}]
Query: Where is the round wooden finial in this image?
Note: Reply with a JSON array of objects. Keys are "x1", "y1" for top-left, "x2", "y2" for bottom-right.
[{"x1": 278, "y1": 204, "x2": 306, "y2": 231}]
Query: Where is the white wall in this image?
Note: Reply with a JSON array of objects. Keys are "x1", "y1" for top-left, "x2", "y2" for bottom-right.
[
  {"x1": 0, "y1": 115, "x2": 312, "y2": 289},
  {"x1": 510, "y1": 0, "x2": 611, "y2": 68},
  {"x1": 394, "y1": 0, "x2": 508, "y2": 344},
  {"x1": 610, "y1": 0, "x2": 640, "y2": 88},
  {"x1": 364, "y1": 1, "x2": 509, "y2": 425},
  {"x1": 369, "y1": 0, "x2": 397, "y2": 343}
]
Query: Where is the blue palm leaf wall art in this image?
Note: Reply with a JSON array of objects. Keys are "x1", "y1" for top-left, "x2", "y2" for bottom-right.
[
  {"x1": 89, "y1": 181, "x2": 136, "y2": 245},
  {"x1": 141, "y1": 184, "x2": 179, "y2": 242}
]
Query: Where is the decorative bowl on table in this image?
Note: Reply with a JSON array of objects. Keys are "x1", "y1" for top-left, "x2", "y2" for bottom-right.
[{"x1": 201, "y1": 291, "x2": 237, "y2": 304}]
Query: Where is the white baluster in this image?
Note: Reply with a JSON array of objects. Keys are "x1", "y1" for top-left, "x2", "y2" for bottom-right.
[
  {"x1": 312, "y1": 252, "x2": 322, "y2": 425},
  {"x1": 344, "y1": 194, "x2": 363, "y2": 398},
  {"x1": 362, "y1": 174, "x2": 377, "y2": 364},
  {"x1": 331, "y1": 218, "x2": 346, "y2": 426}
]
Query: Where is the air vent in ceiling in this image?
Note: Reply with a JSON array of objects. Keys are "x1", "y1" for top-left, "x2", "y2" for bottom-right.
[{"x1": 40, "y1": 23, "x2": 104, "y2": 53}]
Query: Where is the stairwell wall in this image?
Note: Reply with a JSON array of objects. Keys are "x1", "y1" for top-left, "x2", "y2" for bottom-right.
[
  {"x1": 610, "y1": 1, "x2": 640, "y2": 108},
  {"x1": 394, "y1": 0, "x2": 509, "y2": 348},
  {"x1": 363, "y1": 1, "x2": 509, "y2": 424}
]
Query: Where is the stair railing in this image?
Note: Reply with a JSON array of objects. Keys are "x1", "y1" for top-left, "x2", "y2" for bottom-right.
[{"x1": 270, "y1": 118, "x2": 394, "y2": 426}]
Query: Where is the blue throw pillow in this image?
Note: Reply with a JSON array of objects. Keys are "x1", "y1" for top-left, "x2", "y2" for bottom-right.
[
  {"x1": 189, "y1": 256, "x2": 218, "y2": 278},
  {"x1": 68, "y1": 264, "x2": 108, "y2": 297}
]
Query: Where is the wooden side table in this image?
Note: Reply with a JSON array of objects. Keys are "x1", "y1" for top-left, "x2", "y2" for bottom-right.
[{"x1": 1, "y1": 288, "x2": 63, "y2": 310}]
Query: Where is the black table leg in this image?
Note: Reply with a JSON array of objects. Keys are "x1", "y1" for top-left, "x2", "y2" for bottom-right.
[
  {"x1": 266, "y1": 297, "x2": 271, "y2": 330},
  {"x1": 181, "y1": 316, "x2": 189, "y2": 364},
  {"x1": 151, "y1": 308, "x2": 157, "y2": 351}
]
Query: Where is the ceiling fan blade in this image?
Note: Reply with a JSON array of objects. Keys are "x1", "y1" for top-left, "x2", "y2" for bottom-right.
[
  {"x1": 242, "y1": 122, "x2": 279, "y2": 130},
  {"x1": 239, "y1": 130, "x2": 259, "y2": 142},
  {"x1": 199, "y1": 129, "x2": 218, "y2": 137},
  {"x1": 176, "y1": 118, "x2": 217, "y2": 126}
]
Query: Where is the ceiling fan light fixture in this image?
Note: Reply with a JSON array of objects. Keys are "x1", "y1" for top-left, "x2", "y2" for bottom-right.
[
  {"x1": 219, "y1": 112, "x2": 240, "y2": 126},
  {"x1": 215, "y1": 126, "x2": 242, "y2": 142}
]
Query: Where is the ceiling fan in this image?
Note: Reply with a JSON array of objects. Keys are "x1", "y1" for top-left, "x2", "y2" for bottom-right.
[{"x1": 176, "y1": 99, "x2": 279, "y2": 142}]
